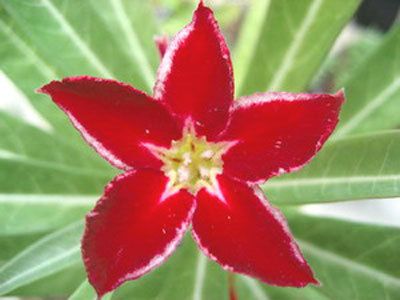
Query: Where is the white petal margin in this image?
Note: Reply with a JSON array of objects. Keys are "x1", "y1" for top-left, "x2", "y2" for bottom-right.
[
  {"x1": 191, "y1": 182, "x2": 306, "y2": 274},
  {"x1": 153, "y1": 21, "x2": 194, "y2": 100},
  {"x1": 121, "y1": 202, "x2": 196, "y2": 283},
  {"x1": 67, "y1": 113, "x2": 128, "y2": 170},
  {"x1": 153, "y1": 3, "x2": 233, "y2": 101}
]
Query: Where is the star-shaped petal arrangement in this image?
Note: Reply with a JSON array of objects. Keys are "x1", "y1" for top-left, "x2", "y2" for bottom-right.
[{"x1": 39, "y1": 1, "x2": 344, "y2": 298}]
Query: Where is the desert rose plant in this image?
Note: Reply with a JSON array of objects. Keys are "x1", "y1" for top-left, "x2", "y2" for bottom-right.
[{"x1": 0, "y1": 0, "x2": 399, "y2": 299}]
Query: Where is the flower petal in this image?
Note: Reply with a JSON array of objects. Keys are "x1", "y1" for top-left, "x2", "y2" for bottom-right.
[
  {"x1": 82, "y1": 169, "x2": 195, "y2": 298},
  {"x1": 154, "y1": 2, "x2": 234, "y2": 138},
  {"x1": 154, "y1": 35, "x2": 169, "y2": 59},
  {"x1": 220, "y1": 91, "x2": 344, "y2": 182},
  {"x1": 192, "y1": 175, "x2": 317, "y2": 287},
  {"x1": 39, "y1": 76, "x2": 180, "y2": 170}
]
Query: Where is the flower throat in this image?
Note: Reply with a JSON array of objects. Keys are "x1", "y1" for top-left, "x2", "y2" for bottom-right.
[{"x1": 148, "y1": 124, "x2": 232, "y2": 196}]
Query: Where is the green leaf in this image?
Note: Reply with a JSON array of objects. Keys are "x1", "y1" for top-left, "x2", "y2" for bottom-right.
[
  {"x1": 0, "y1": 113, "x2": 112, "y2": 236},
  {"x1": 264, "y1": 131, "x2": 400, "y2": 205},
  {"x1": 68, "y1": 280, "x2": 97, "y2": 300},
  {"x1": 0, "y1": 0, "x2": 157, "y2": 91},
  {"x1": 0, "y1": 150, "x2": 110, "y2": 194},
  {"x1": 0, "y1": 0, "x2": 159, "y2": 145},
  {"x1": 115, "y1": 210, "x2": 400, "y2": 300},
  {"x1": 0, "y1": 16, "x2": 68, "y2": 132},
  {"x1": 0, "y1": 112, "x2": 112, "y2": 172},
  {"x1": 159, "y1": 1, "x2": 194, "y2": 36},
  {"x1": 235, "y1": 208, "x2": 400, "y2": 300},
  {"x1": 0, "y1": 222, "x2": 83, "y2": 295},
  {"x1": 0, "y1": 22, "x2": 110, "y2": 158},
  {"x1": 112, "y1": 235, "x2": 229, "y2": 300},
  {"x1": 334, "y1": 26, "x2": 400, "y2": 139},
  {"x1": 0, "y1": 233, "x2": 45, "y2": 263},
  {"x1": 310, "y1": 29, "x2": 382, "y2": 94},
  {"x1": 286, "y1": 209, "x2": 400, "y2": 299},
  {"x1": 160, "y1": 1, "x2": 240, "y2": 41},
  {"x1": 9, "y1": 264, "x2": 85, "y2": 297},
  {"x1": 236, "y1": 276, "x2": 328, "y2": 300},
  {"x1": 332, "y1": 29, "x2": 383, "y2": 91},
  {"x1": 0, "y1": 113, "x2": 112, "y2": 196},
  {"x1": 234, "y1": 0, "x2": 360, "y2": 96},
  {"x1": 0, "y1": 1, "x2": 398, "y2": 299},
  {"x1": 0, "y1": 195, "x2": 93, "y2": 236},
  {"x1": 3, "y1": 215, "x2": 399, "y2": 300}
]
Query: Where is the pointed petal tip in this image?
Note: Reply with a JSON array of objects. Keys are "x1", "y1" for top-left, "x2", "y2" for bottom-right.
[
  {"x1": 193, "y1": 176, "x2": 319, "y2": 288},
  {"x1": 312, "y1": 277, "x2": 321, "y2": 286},
  {"x1": 221, "y1": 91, "x2": 345, "y2": 182},
  {"x1": 262, "y1": 261, "x2": 319, "y2": 288},
  {"x1": 154, "y1": 0, "x2": 233, "y2": 138},
  {"x1": 36, "y1": 80, "x2": 58, "y2": 95},
  {"x1": 257, "y1": 267, "x2": 319, "y2": 288},
  {"x1": 195, "y1": 0, "x2": 212, "y2": 16},
  {"x1": 82, "y1": 171, "x2": 195, "y2": 297},
  {"x1": 302, "y1": 271, "x2": 320, "y2": 287},
  {"x1": 335, "y1": 88, "x2": 346, "y2": 103},
  {"x1": 93, "y1": 282, "x2": 117, "y2": 300},
  {"x1": 294, "y1": 268, "x2": 320, "y2": 287},
  {"x1": 36, "y1": 86, "x2": 46, "y2": 95},
  {"x1": 94, "y1": 288, "x2": 105, "y2": 300},
  {"x1": 37, "y1": 76, "x2": 99, "y2": 95},
  {"x1": 86, "y1": 264, "x2": 116, "y2": 300},
  {"x1": 154, "y1": 35, "x2": 170, "y2": 58}
]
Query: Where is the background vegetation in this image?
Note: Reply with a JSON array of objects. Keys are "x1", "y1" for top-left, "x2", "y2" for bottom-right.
[{"x1": 0, "y1": 0, "x2": 399, "y2": 299}]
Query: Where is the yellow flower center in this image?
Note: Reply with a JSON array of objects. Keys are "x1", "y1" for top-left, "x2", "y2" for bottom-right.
[{"x1": 147, "y1": 124, "x2": 232, "y2": 196}]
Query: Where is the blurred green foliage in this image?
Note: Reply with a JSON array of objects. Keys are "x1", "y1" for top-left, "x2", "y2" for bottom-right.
[{"x1": 0, "y1": 0, "x2": 399, "y2": 299}]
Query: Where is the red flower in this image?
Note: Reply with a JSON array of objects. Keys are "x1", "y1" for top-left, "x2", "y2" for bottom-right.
[{"x1": 39, "y1": 1, "x2": 344, "y2": 298}]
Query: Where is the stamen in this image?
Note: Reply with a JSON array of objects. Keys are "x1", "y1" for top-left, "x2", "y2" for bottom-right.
[
  {"x1": 183, "y1": 152, "x2": 192, "y2": 165},
  {"x1": 146, "y1": 123, "x2": 232, "y2": 196},
  {"x1": 201, "y1": 150, "x2": 214, "y2": 159},
  {"x1": 178, "y1": 166, "x2": 190, "y2": 182}
]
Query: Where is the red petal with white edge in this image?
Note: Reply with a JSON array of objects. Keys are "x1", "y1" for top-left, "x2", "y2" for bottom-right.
[
  {"x1": 39, "y1": 76, "x2": 180, "y2": 170},
  {"x1": 192, "y1": 175, "x2": 317, "y2": 287},
  {"x1": 220, "y1": 91, "x2": 344, "y2": 183},
  {"x1": 154, "y1": 2, "x2": 234, "y2": 139},
  {"x1": 154, "y1": 35, "x2": 169, "y2": 59},
  {"x1": 82, "y1": 170, "x2": 195, "y2": 298}
]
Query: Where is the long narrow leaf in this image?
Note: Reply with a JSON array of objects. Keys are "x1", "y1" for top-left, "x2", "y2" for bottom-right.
[
  {"x1": 234, "y1": 0, "x2": 360, "y2": 96},
  {"x1": 335, "y1": 26, "x2": 400, "y2": 138},
  {"x1": 0, "y1": 222, "x2": 83, "y2": 295},
  {"x1": 264, "y1": 131, "x2": 400, "y2": 204},
  {"x1": 0, "y1": 112, "x2": 112, "y2": 172},
  {"x1": 0, "y1": 0, "x2": 157, "y2": 90},
  {"x1": 0, "y1": 194, "x2": 94, "y2": 236}
]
